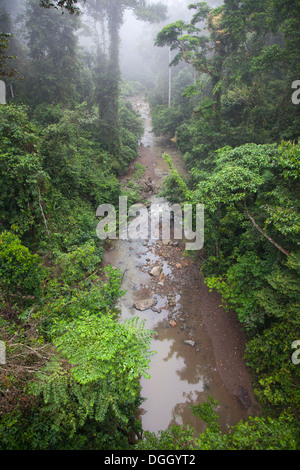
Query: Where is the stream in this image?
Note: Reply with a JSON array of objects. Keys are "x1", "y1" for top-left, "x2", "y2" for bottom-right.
[{"x1": 104, "y1": 95, "x2": 258, "y2": 435}]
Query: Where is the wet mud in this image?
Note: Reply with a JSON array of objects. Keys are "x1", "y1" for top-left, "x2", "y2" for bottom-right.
[{"x1": 104, "y1": 95, "x2": 259, "y2": 434}]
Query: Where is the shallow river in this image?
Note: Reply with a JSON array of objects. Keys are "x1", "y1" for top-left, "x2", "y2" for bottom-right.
[{"x1": 104, "y1": 96, "x2": 257, "y2": 435}]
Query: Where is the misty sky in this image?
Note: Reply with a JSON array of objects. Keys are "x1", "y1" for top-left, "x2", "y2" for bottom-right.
[
  {"x1": 119, "y1": 0, "x2": 223, "y2": 85},
  {"x1": 0, "y1": 0, "x2": 223, "y2": 88}
]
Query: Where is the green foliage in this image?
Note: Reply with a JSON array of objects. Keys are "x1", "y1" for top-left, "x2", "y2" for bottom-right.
[
  {"x1": 154, "y1": 0, "x2": 300, "y2": 167},
  {"x1": 180, "y1": 140, "x2": 299, "y2": 424},
  {"x1": 137, "y1": 400, "x2": 298, "y2": 450},
  {"x1": 192, "y1": 142, "x2": 299, "y2": 334},
  {"x1": 190, "y1": 396, "x2": 220, "y2": 433},
  {"x1": 120, "y1": 162, "x2": 148, "y2": 206},
  {"x1": 155, "y1": 11, "x2": 211, "y2": 71},
  {"x1": 0, "y1": 404, "x2": 136, "y2": 450},
  {"x1": 0, "y1": 231, "x2": 45, "y2": 299},
  {"x1": 150, "y1": 66, "x2": 196, "y2": 137},
  {"x1": 29, "y1": 314, "x2": 155, "y2": 439},
  {"x1": 205, "y1": 256, "x2": 268, "y2": 332},
  {"x1": 120, "y1": 101, "x2": 143, "y2": 141},
  {"x1": 32, "y1": 103, "x2": 64, "y2": 127},
  {"x1": 245, "y1": 321, "x2": 300, "y2": 413},
  {"x1": 0, "y1": 6, "x2": 144, "y2": 448},
  {"x1": 132, "y1": 162, "x2": 146, "y2": 180},
  {"x1": 0, "y1": 32, "x2": 17, "y2": 79},
  {"x1": 0, "y1": 104, "x2": 47, "y2": 236},
  {"x1": 159, "y1": 121, "x2": 299, "y2": 431},
  {"x1": 53, "y1": 314, "x2": 154, "y2": 386},
  {"x1": 226, "y1": 414, "x2": 298, "y2": 450},
  {"x1": 39, "y1": 102, "x2": 119, "y2": 201},
  {"x1": 39, "y1": 0, "x2": 81, "y2": 15},
  {"x1": 151, "y1": 104, "x2": 185, "y2": 137},
  {"x1": 24, "y1": 0, "x2": 81, "y2": 107},
  {"x1": 136, "y1": 424, "x2": 199, "y2": 450},
  {"x1": 160, "y1": 153, "x2": 188, "y2": 203},
  {"x1": 1, "y1": 0, "x2": 299, "y2": 451},
  {"x1": 54, "y1": 241, "x2": 102, "y2": 285}
]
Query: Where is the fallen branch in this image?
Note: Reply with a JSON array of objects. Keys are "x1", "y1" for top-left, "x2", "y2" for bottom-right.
[{"x1": 244, "y1": 199, "x2": 290, "y2": 257}]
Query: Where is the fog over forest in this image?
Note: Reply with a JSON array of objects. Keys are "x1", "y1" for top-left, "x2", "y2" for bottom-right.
[
  {"x1": 119, "y1": 0, "x2": 223, "y2": 83},
  {"x1": 0, "y1": 0, "x2": 223, "y2": 91},
  {"x1": 0, "y1": 0, "x2": 299, "y2": 453}
]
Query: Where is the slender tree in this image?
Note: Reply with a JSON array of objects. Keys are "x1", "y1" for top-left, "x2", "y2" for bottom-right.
[
  {"x1": 0, "y1": 8, "x2": 19, "y2": 81},
  {"x1": 25, "y1": 0, "x2": 81, "y2": 107},
  {"x1": 39, "y1": 0, "x2": 167, "y2": 156},
  {"x1": 82, "y1": 0, "x2": 167, "y2": 157}
]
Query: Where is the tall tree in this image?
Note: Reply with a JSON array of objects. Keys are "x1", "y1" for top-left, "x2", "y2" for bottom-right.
[
  {"x1": 24, "y1": 0, "x2": 81, "y2": 107},
  {"x1": 0, "y1": 8, "x2": 20, "y2": 81},
  {"x1": 39, "y1": 0, "x2": 167, "y2": 155},
  {"x1": 155, "y1": 4, "x2": 223, "y2": 114},
  {"x1": 82, "y1": 0, "x2": 167, "y2": 157}
]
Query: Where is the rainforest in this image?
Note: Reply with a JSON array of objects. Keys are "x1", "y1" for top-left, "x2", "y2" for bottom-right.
[{"x1": 0, "y1": 0, "x2": 299, "y2": 452}]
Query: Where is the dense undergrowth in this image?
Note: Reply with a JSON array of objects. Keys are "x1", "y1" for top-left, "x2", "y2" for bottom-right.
[
  {"x1": 0, "y1": 0, "x2": 299, "y2": 451},
  {"x1": 145, "y1": 0, "x2": 300, "y2": 450},
  {"x1": 0, "y1": 0, "x2": 156, "y2": 450},
  {"x1": 0, "y1": 95, "x2": 156, "y2": 449}
]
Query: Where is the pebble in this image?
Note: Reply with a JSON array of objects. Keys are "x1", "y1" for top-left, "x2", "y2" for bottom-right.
[
  {"x1": 150, "y1": 266, "x2": 162, "y2": 277},
  {"x1": 184, "y1": 340, "x2": 196, "y2": 347}
]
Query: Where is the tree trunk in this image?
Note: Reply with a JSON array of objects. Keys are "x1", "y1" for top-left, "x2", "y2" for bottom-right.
[
  {"x1": 96, "y1": 1, "x2": 122, "y2": 158},
  {"x1": 168, "y1": 47, "x2": 172, "y2": 107},
  {"x1": 105, "y1": 1, "x2": 122, "y2": 157}
]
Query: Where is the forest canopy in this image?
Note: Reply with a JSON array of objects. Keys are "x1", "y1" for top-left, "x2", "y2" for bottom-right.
[{"x1": 0, "y1": 0, "x2": 299, "y2": 451}]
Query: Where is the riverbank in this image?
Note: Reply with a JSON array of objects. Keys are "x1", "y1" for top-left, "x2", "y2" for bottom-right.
[{"x1": 104, "y1": 95, "x2": 260, "y2": 434}]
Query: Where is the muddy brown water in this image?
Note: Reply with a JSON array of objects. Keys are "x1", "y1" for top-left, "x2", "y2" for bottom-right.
[{"x1": 104, "y1": 96, "x2": 259, "y2": 435}]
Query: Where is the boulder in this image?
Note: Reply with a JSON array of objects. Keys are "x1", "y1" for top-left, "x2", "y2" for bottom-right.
[
  {"x1": 134, "y1": 298, "x2": 156, "y2": 311},
  {"x1": 150, "y1": 266, "x2": 162, "y2": 277},
  {"x1": 236, "y1": 386, "x2": 252, "y2": 409}
]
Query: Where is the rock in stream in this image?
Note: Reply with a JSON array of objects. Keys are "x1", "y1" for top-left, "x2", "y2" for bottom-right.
[{"x1": 134, "y1": 298, "x2": 157, "y2": 311}]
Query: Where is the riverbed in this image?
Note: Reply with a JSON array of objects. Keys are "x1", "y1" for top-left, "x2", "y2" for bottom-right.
[{"x1": 104, "y1": 95, "x2": 259, "y2": 435}]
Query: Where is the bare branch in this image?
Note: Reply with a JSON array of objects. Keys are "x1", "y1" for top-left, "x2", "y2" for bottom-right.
[{"x1": 244, "y1": 199, "x2": 290, "y2": 257}]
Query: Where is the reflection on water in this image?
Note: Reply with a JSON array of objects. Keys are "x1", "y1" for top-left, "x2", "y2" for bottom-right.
[{"x1": 139, "y1": 334, "x2": 205, "y2": 432}]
